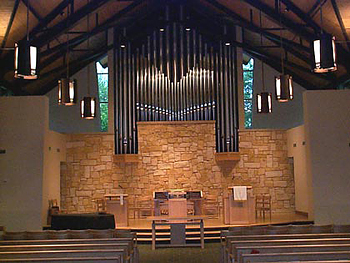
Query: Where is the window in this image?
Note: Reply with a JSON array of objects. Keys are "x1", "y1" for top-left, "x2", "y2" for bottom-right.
[
  {"x1": 243, "y1": 58, "x2": 254, "y2": 128},
  {"x1": 96, "y1": 61, "x2": 108, "y2": 132}
]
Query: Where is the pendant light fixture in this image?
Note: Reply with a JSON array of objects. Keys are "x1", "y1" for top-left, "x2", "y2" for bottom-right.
[
  {"x1": 312, "y1": 5, "x2": 337, "y2": 73},
  {"x1": 14, "y1": 0, "x2": 38, "y2": 79},
  {"x1": 80, "y1": 0, "x2": 96, "y2": 119},
  {"x1": 275, "y1": 0, "x2": 293, "y2": 102},
  {"x1": 257, "y1": 11, "x2": 272, "y2": 114},
  {"x1": 58, "y1": 5, "x2": 77, "y2": 105}
]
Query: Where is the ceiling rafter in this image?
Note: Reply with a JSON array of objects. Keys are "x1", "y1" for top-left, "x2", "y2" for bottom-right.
[
  {"x1": 240, "y1": 0, "x2": 314, "y2": 41},
  {"x1": 29, "y1": 0, "x2": 162, "y2": 95},
  {"x1": 32, "y1": 0, "x2": 111, "y2": 47},
  {"x1": 30, "y1": 0, "x2": 71, "y2": 39},
  {"x1": 197, "y1": 1, "x2": 318, "y2": 71},
  {"x1": 21, "y1": 0, "x2": 42, "y2": 21},
  {"x1": 38, "y1": 0, "x2": 155, "y2": 80},
  {"x1": 280, "y1": 0, "x2": 320, "y2": 33},
  {"x1": 0, "y1": 0, "x2": 21, "y2": 56},
  {"x1": 330, "y1": 0, "x2": 350, "y2": 52},
  {"x1": 40, "y1": 0, "x2": 147, "y2": 58},
  {"x1": 201, "y1": 0, "x2": 310, "y2": 52}
]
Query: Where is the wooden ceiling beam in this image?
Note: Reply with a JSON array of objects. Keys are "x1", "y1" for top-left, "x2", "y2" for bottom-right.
[
  {"x1": 195, "y1": 2, "x2": 312, "y2": 67},
  {"x1": 0, "y1": 0, "x2": 21, "y2": 56},
  {"x1": 21, "y1": 0, "x2": 42, "y2": 21},
  {"x1": 40, "y1": 0, "x2": 146, "y2": 58},
  {"x1": 330, "y1": 0, "x2": 350, "y2": 52},
  {"x1": 33, "y1": 0, "x2": 111, "y2": 47},
  {"x1": 30, "y1": 0, "x2": 71, "y2": 39},
  {"x1": 39, "y1": 0, "x2": 148, "y2": 75},
  {"x1": 280, "y1": 0, "x2": 320, "y2": 33},
  {"x1": 202, "y1": 0, "x2": 310, "y2": 51},
  {"x1": 239, "y1": 0, "x2": 314, "y2": 41}
]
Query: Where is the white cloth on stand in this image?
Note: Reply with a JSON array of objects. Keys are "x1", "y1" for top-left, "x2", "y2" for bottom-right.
[{"x1": 233, "y1": 186, "x2": 247, "y2": 201}]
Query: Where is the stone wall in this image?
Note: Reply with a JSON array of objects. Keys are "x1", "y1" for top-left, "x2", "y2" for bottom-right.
[{"x1": 61, "y1": 121, "x2": 294, "y2": 214}]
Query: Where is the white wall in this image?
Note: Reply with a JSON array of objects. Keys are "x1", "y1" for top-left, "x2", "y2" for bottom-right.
[
  {"x1": 47, "y1": 62, "x2": 102, "y2": 133},
  {"x1": 0, "y1": 96, "x2": 66, "y2": 231},
  {"x1": 304, "y1": 90, "x2": 350, "y2": 224},
  {"x1": 0, "y1": 97, "x2": 46, "y2": 230},
  {"x1": 251, "y1": 59, "x2": 306, "y2": 129},
  {"x1": 42, "y1": 130, "x2": 66, "y2": 226},
  {"x1": 286, "y1": 125, "x2": 309, "y2": 214}
]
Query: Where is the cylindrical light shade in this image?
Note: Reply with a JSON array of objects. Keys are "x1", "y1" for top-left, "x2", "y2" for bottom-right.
[
  {"x1": 275, "y1": 74, "x2": 293, "y2": 102},
  {"x1": 58, "y1": 78, "x2": 77, "y2": 105},
  {"x1": 313, "y1": 33, "x2": 337, "y2": 73},
  {"x1": 80, "y1": 96, "x2": 96, "y2": 119},
  {"x1": 14, "y1": 40, "x2": 38, "y2": 79},
  {"x1": 257, "y1": 92, "x2": 272, "y2": 113}
]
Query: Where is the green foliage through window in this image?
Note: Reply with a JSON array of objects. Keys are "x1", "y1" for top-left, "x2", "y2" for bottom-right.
[
  {"x1": 243, "y1": 58, "x2": 254, "y2": 128},
  {"x1": 96, "y1": 62, "x2": 108, "y2": 132}
]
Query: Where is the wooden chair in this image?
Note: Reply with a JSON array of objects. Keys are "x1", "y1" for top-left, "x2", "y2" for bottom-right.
[
  {"x1": 255, "y1": 194, "x2": 271, "y2": 220},
  {"x1": 187, "y1": 200, "x2": 195, "y2": 215},
  {"x1": 202, "y1": 195, "x2": 220, "y2": 218},
  {"x1": 133, "y1": 198, "x2": 153, "y2": 219},
  {"x1": 47, "y1": 199, "x2": 60, "y2": 225},
  {"x1": 95, "y1": 199, "x2": 106, "y2": 213}
]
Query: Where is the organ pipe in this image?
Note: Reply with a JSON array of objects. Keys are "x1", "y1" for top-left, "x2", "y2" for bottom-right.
[{"x1": 114, "y1": 18, "x2": 238, "y2": 154}]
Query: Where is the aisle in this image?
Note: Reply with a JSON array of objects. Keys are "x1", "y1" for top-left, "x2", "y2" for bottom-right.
[{"x1": 138, "y1": 242, "x2": 221, "y2": 263}]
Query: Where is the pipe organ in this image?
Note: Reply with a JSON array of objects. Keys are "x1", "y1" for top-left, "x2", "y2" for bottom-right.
[{"x1": 114, "y1": 5, "x2": 239, "y2": 155}]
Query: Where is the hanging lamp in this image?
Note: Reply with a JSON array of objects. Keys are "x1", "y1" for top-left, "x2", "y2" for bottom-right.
[
  {"x1": 312, "y1": 5, "x2": 337, "y2": 73},
  {"x1": 80, "y1": 0, "x2": 96, "y2": 119},
  {"x1": 275, "y1": 0, "x2": 293, "y2": 102},
  {"x1": 58, "y1": 5, "x2": 77, "y2": 105},
  {"x1": 257, "y1": 11, "x2": 272, "y2": 113},
  {"x1": 14, "y1": 0, "x2": 38, "y2": 79}
]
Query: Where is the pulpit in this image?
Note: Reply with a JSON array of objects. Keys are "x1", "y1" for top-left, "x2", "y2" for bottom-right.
[
  {"x1": 105, "y1": 194, "x2": 128, "y2": 227},
  {"x1": 224, "y1": 186, "x2": 255, "y2": 224}
]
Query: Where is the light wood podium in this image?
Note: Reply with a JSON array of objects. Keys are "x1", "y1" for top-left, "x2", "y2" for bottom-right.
[
  {"x1": 105, "y1": 194, "x2": 128, "y2": 227},
  {"x1": 168, "y1": 198, "x2": 187, "y2": 218},
  {"x1": 224, "y1": 186, "x2": 255, "y2": 224}
]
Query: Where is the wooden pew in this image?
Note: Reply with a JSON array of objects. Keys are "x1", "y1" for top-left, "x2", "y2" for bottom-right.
[
  {"x1": 0, "y1": 256, "x2": 122, "y2": 262},
  {"x1": 241, "y1": 251, "x2": 350, "y2": 263},
  {"x1": 0, "y1": 249, "x2": 126, "y2": 261},
  {"x1": 221, "y1": 232, "x2": 350, "y2": 263},
  {"x1": 228, "y1": 238, "x2": 350, "y2": 263},
  {"x1": 236, "y1": 244, "x2": 350, "y2": 263},
  {"x1": 0, "y1": 237, "x2": 138, "y2": 263}
]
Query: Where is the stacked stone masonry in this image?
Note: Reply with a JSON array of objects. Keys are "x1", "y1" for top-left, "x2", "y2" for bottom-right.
[{"x1": 61, "y1": 121, "x2": 295, "y2": 215}]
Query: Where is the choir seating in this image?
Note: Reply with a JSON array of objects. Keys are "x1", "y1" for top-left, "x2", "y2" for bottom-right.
[
  {"x1": 202, "y1": 195, "x2": 220, "y2": 218},
  {"x1": 0, "y1": 229, "x2": 138, "y2": 263},
  {"x1": 132, "y1": 197, "x2": 154, "y2": 219},
  {"x1": 220, "y1": 224, "x2": 350, "y2": 263}
]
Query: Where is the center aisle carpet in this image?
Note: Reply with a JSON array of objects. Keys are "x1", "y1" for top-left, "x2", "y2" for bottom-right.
[{"x1": 138, "y1": 243, "x2": 220, "y2": 263}]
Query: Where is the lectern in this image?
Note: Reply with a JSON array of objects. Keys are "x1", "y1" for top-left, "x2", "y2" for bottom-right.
[
  {"x1": 105, "y1": 194, "x2": 128, "y2": 227},
  {"x1": 224, "y1": 186, "x2": 255, "y2": 224}
]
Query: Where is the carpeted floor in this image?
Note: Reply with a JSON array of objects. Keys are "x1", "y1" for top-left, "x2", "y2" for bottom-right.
[{"x1": 138, "y1": 242, "x2": 221, "y2": 263}]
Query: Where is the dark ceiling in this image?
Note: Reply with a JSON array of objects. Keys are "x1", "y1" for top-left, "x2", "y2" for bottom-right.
[{"x1": 1, "y1": 0, "x2": 350, "y2": 96}]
